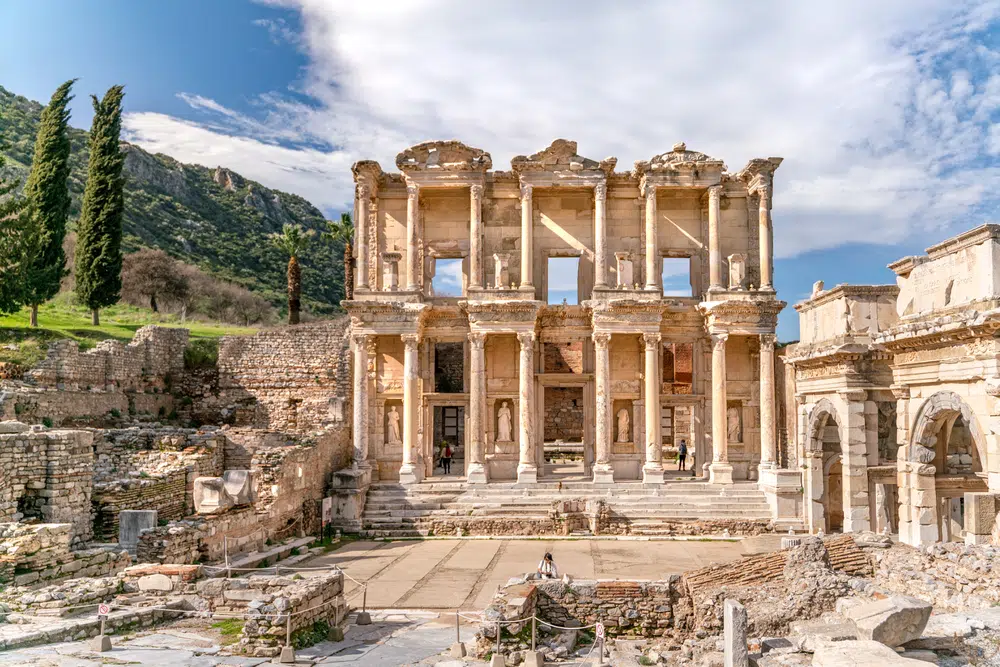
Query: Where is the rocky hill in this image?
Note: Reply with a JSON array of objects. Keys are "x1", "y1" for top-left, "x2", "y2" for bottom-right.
[{"x1": 0, "y1": 84, "x2": 344, "y2": 314}]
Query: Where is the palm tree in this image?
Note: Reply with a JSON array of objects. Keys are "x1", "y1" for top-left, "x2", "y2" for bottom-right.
[
  {"x1": 325, "y1": 212, "x2": 354, "y2": 301},
  {"x1": 269, "y1": 223, "x2": 314, "y2": 325}
]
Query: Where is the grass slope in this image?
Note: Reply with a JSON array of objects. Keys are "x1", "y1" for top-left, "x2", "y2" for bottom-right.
[{"x1": 0, "y1": 84, "x2": 345, "y2": 315}]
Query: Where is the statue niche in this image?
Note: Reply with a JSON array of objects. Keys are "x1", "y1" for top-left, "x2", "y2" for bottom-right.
[
  {"x1": 617, "y1": 408, "x2": 631, "y2": 443},
  {"x1": 494, "y1": 401, "x2": 516, "y2": 455}
]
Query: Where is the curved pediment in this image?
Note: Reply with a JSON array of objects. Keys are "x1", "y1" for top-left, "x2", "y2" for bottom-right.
[
  {"x1": 511, "y1": 139, "x2": 617, "y2": 175},
  {"x1": 395, "y1": 141, "x2": 492, "y2": 172},
  {"x1": 634, "y1": 142, "x2": 726, "y2": 175}
]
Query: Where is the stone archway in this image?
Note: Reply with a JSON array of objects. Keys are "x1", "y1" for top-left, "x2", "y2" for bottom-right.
[
  {"x1": 898, "y1": 391, "x2": 988, "y2": 546},
  {"x1": 804, "y1": 399, "x2": 844, "y2": 533}
]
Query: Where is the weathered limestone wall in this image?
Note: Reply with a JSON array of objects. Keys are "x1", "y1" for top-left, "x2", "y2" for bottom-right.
[
  {"x1": 544, "y1": 387, "x2": 584, "y2": 442},
  {"x1": 0, "y1": 523, "x2": 130, "y2": 587},
  {"x1": 214, "y1": 318, "x2": 352, "y2": 432},
  {"x1": 0, "y1": 426, "x2": 94, "y2": 543}
]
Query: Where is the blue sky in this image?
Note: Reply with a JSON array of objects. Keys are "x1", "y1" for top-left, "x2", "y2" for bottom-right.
[{"x1": 3, "y1": 1, "x2": 999, "y2": 341}]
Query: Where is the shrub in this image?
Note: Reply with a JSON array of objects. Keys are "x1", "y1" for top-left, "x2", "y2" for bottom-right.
[{"x1": 184, "y1": 338, "x2": 219, "y2": 369}]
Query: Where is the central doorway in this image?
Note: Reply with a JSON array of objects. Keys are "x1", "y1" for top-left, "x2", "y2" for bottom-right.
[
  {"x1": 430, "y1": 405, "x2": 465, "y2": 479},
  {"x1": 542, "y1": 386, "x2": 590, "y2": 479}
]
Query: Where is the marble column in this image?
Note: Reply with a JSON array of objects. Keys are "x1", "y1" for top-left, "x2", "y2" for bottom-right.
[
  {"x1": 399, "y1": 334, "x2": 423, "y2": 484},
  {"x1": 406, "y1": 183, "x2": 420, "y2": 292},
  {"x1": 644, "y1": 184, "x2": 658, "y2": 291},
  {"x1": 594, "y1": 182, "x2": 608, "y2": 288},
  {"x1": 709, "y1": 332, "x2": 733, "y2": 484},
  {"x1": 642, "y1": 333, "x2": 664, "y2": 483},
  {"x1": 355, "y1": 184, "x2": 370, "y2": 291},
  {"x1": 469, "y1": 184, "x2": 484, "y2": 289},
  {"x1": 351, "y1": 333, "x2": 370, "y2": 469},
  {"x1": 467, "y1": 332, "x2": 487, "y2": 484},
  {"x1": 520, "y1": 183, "x2": 534, "y2": 289},
  {"x1": 593, "y1": 332, "x2": 614, "y2": 483},
  {"x1": 759, "y1": 334, "x2": 777, "y2": 471},
  {"x1": 707, "y1": 185, "x2": 723, "y2": 292},
  {"x1": 758, "y1": 180, "x2": 773, "y2": 291},
  {"x1": 516, "y1": 331, "x2": 537, "y2": 483}
]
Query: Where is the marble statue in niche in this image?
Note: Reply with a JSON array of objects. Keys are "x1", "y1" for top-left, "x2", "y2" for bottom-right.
[
  {"x1": 727, "y1": 253, "x2": 747, "y2": 290},
  {"x1": 615, "y1": 252, "x2": 633, "y2": 289},
  {"x1": 617, "y1": 408, "x2": 630, "y2": 443},
  {"x1": 493, "y1": 253, "x2": 510, "y2": 289},
  {"x1": 386, "y1": 405, "x2": 402, "y2": 444},
  {"x1": 726, "y1": 404, "x2": 743, "y2": 443},
  {"x1": 497, "y1": 401, "x2": 513, "y2": 443}
]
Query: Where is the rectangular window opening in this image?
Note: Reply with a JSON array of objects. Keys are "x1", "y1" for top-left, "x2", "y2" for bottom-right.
[
  {"x1": 662, "y1": 257, "x2": 692, "y2": 297},
  {"x1": 431, "y1": 258, "x2": 464, "y2": 297},
  {"x1": 547, "y1": 257, "x2": 579, "y2": 305}
]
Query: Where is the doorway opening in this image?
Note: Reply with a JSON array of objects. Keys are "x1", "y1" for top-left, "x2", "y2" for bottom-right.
[
  {"x1": 543, "y1": 386, "x2": 587, "y2": 478},
  {"x1": 547, "y1": 257, "x2": 580, "y2": 305},
  {"x1": 434, "y1": 343, "x2": 464, "y2": 393},
  {"x1": 819, "y1": 415, "x2": 844, "y2": 532},
  {"x1": 431, "y1": 405, "x2": 465, "y2": 478}
]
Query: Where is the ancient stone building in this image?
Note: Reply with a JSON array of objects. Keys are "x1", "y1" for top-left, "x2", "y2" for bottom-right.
[
  {"x1": 344, "y1": 139, "x2": 785, "y2": 487},
  {"x1": 786, "y1": 225, "x2": 1000, "y2": 546}
]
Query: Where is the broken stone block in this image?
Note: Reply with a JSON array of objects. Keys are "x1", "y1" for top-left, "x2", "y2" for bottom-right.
[
  {"x1": 194, "y1": 477, "x2": 234, "y2": 514},
  {"x1": 222, "y1": 469, "x2": 255, "y2": 505},
  {"x1": 841, "y1": 595, "x2": 932, "y2": 648},
  {"x1": 724, "y1": 599, "x2": 749, "y2": 667},
  {"x1": 788, "y1": 617, "x2": 856, "y2": 652},
  {"x1": 118, "y1": 509, "x2": 157, "y2": 554},
  {"x1": 137, "y1": 573, "x2": 173, "y2": 592},
  {"x1": 964, "y1": 492, "x2": 999, "y2": 537},
  {"x1": 812, "y1": 640, "x2": 930, "y2": 666}
]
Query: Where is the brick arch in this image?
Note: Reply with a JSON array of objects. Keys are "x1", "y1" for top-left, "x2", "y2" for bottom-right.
[{"x1": 908, "y1": 391, "x2": 987, "y2": 467}]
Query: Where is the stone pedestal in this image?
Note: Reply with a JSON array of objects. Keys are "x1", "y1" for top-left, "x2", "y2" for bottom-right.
[
  {"x1": 709, "y1": 462, "x2": 734, "y2": 485},
  {"x1": 118, "y1": 509, "x2": 157, "y2": 553},
  {"x1": 642, "y1": 465, "x2": 665, "y2": 484}
]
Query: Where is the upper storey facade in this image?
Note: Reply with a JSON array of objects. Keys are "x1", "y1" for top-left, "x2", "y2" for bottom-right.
[{"x1": 349, "y1": 139, "x2": 783, "y2": 306}]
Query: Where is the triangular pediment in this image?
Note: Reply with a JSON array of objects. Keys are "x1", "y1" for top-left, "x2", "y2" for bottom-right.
[
  {"x1": 395, "y1": 141, "x2": 492, "y2": 172},
  {"x1": 511, "y1": 139, "x2": 616, "y2": 175},
  {"x1": 634, "y1": 142, "x2": 726, "y2": 174}
]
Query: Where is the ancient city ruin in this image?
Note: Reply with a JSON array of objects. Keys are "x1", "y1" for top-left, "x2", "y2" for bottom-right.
[{"x1": 1, "y1": 139, "x2": 999, "y2": 664}]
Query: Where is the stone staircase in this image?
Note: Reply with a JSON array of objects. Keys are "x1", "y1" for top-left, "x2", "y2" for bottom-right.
[{"x1": 360, "y1": 480, "x2": 784, "y2": 538}]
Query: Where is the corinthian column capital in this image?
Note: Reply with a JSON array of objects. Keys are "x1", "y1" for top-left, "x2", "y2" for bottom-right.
[
  {"x1": 594, "y1": 182, "x2": 607, "y2": 200},
  {"x1": 351, "y1": 333, "x2": 369, "y2": 347},
  {"x1": 402, "y1": 333, "x2": 420, "y2": 350},
  {"x1": 468, "y1": 331, "x2": 486, "y2": 349},
  {"x1": 592, "y1": 332, "x2": 611, "y2": 349},
  {"x1": 406, "y1": 182, "x2": 419, "y2": 198},
  {"x1": 520, "y1": 183, "x2": 533, "y2": 201},
  {"x1": 643, "y1": 332, "x2": 662, "y2": 350},
  {"x1": 759, "y1": 333, "x2": 777, "y2": 349},
  {"x1": 357, "y1": 183, "x2": 371, "y2": 200},
  {"x1": 711, "y1": 332, "x2": 729, "y2": 350},
  {"x1": 707, "y1": 184, "x2": 722, "y2": 203},
  {"x1": 470, "y1": 184, "x2": 484, "y2": 202},
  {"x1": 516, "y1": 331, "x2": 536, "y2": 348}
]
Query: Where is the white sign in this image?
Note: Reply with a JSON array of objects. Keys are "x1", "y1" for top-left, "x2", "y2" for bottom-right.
[
  {"x1": 97, "y1": 603, "x2": 110, "y2": 617},
  {"x1": 595, "y1": 622, "x2": 605, "y2": 639},
  {"x1": 322, "y1": 497, "x2": 334, "y2": 524}
]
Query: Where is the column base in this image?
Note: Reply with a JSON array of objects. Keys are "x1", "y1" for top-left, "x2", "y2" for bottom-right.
[
  {"x1": 709, "y1": 462, "x2": 734, "y2": 485},
  {"x1": 516, "y1": 463, "x2": 538, "y2": 484},
  {"x1": 399, "y1": 463, "x2": 424, "y2": 485},
  {"x1": 466, "y1": 463, "x2": 488, "y2": 485},
  {"x1": 642, "y1": 464, "x2": 664, "y2": 484},
  {"x1": 592, "y1": 464, "x2": 614, "y2": 484}
]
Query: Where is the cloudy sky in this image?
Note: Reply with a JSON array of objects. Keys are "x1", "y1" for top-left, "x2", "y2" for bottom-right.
[{"x1": 3, "y1": 0, "x2": 999, "y2": 339}]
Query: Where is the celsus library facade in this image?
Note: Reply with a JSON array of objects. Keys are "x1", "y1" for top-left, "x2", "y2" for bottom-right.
[{"x1": 345, "y1": 139, "x2": 785, "y2": 488}]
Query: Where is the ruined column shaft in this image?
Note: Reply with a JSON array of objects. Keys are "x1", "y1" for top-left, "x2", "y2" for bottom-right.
[
  {"x1": 469, "y1": 185, "x2": 483, "y2": 289},
  {"x1": 593, "y1": 332, "x2": 614, "y2": 483},
  {"x1": 643, "y1": 333, "x2": 663, "y2": 483},
  {"x1": 709, "y1": 332, "x2": 733, "y2": 484},
  {"x1": 759, "y1": 188, "x2": 773, "y2": 290},
  {"x1": 644, "y1": 186, "x2": 658, "y2": 290},
  {"x1": 399, "y1": 334, "x2": 422, "y2": 484},
  {"x1": 352, "y1": 334, "x2": 369, "y2": 467},
  {"x1": 594, "y1": 182, "x2": 608, "y2": 288},
  {"x1": 520, "y1": 184, "x2": 533, "y2": 288},
  {"x1": 406, "y1": 183, "x2": 420, "y2": 291},
  {"x1": 759, "y1": 334, "x2": 776, "y2": 469},
  {"x1": 516, "y1": 331, "x2": 537, "y2": 483},
  {"x1": 708, "y1": 185, "x2": 722, "y2": 291},
  {"x1": 356, "y1": 185, "x2": 370, "y2": 290},
  {"x1": 467, "y1": 332, "x2": 487, "y2": 484}
]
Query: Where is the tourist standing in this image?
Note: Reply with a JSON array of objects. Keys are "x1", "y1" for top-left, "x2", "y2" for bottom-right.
[
  {"x1": 537, "y1": 552, "x2": 558, "y2": 579},
  {"x1": 678, "y1": 439, "x2": 688, "y2": 471},
  {"x1": 441, "y1": 444, "x2": 453, "y2": 474}
]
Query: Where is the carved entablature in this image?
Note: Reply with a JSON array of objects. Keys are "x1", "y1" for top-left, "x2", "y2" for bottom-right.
[
  {"x1": 344, "y1": 301, "x2": 428, "y2": 336},
  {"x1": 511, "y1": 139, "x2": 616, "y2": 182},
  {"x1": 538, "y1": 306, "x2": 592, "y2": 331},
  {"x1": 699, "y1": 297, "x2": 785, "y2": 334},
  {"x1": 590, "y1": 301, "x2": 666, "y2": 333},
  {"x1": 395, "y1": 140, "x2": 492, "y2": 173},
  {"x1": 736, "y1": 157, "x2": 783, "y2": 194},
  {"x1": 461, "y1": 300, "x2": 542, "y2": 332},
  {"x1": 351, "y1": 160, "x2": 384, "y2": 190},
  {"x1": 874, "y1": 309, "x2": 1000, "y2": 352},
  {"x1": 634, "y1": 142, "x2": 726, "y2": 188}
]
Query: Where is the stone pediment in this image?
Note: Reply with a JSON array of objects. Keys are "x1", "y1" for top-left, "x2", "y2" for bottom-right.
[
  {"x1": 511, "y1": 139, "x2": 616, "y2": 175},
  {"x1": 736, "y1": 157, "x2": 783, "y2": 189},
  {"x1": 395, "y1": 141, "x2": 492, "y2": 172},
  {"x1": 634, "y1": 142, "x2": 726, "y2": 175},
  {"x1": 351, "y1": 160, "x2": 384, "y2": 186}
]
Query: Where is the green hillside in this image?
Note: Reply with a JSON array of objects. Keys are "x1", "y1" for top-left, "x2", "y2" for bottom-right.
[{"x1": 0, "y1": 84, "x2": 344, "y2": 315}]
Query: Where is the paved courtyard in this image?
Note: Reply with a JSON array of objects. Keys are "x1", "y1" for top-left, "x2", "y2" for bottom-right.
[{"x1": 303, "y1": 536, "x2": 781, "y2": 610}]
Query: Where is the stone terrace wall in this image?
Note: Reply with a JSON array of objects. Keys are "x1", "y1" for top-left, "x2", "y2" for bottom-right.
[
  {"x1": 536, "y1": 579, "x2": 683, "y2": 638},
  {"x1": 0, "y1": 425, "x2": 94, "y2": 543},
  {"x1": 214, "y1": 318, "x2": 352, "y2": 432},
  {"x1": 0, "y1": 523, "x2": 130, "y2": 587},
  {"x1": 25, "y1": 326, "x2": 187, "y2": 392}
]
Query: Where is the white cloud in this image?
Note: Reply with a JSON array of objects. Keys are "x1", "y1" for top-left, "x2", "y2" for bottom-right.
[{"x1": 122, "y1": 0, "x2": 1000, "y2": 257}]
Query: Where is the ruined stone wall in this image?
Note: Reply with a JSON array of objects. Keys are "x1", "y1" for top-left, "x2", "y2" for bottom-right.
[
  {"x1": 0, "y1": 426, "x2": 94, "y2": 543},
  {"x1": 544, "y1": 387, "x2": 584, "y2": 442},
  {"x1": 214, "y1": 318, "x2": 352, "y2": 432},
  {"x1": 0, "y1": 523, "x2": 130, "y2": 587},
  {"x1": 536, "y1": 579, "x2": 680, "y2": 638},
  {"x1": 2, "y1": 389, "x2": 174, "y2": 427}
]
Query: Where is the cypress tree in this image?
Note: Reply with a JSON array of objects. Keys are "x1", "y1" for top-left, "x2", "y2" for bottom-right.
[
  {"x1": 21, "y1": 80, "x2": 75, "y2": 326},
  {"x1": 0, "y1": 134, "x2": 38, "y2": 315},
  {"x1": 75, "y1": 85, "x2": 125, "y2": 326}
]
